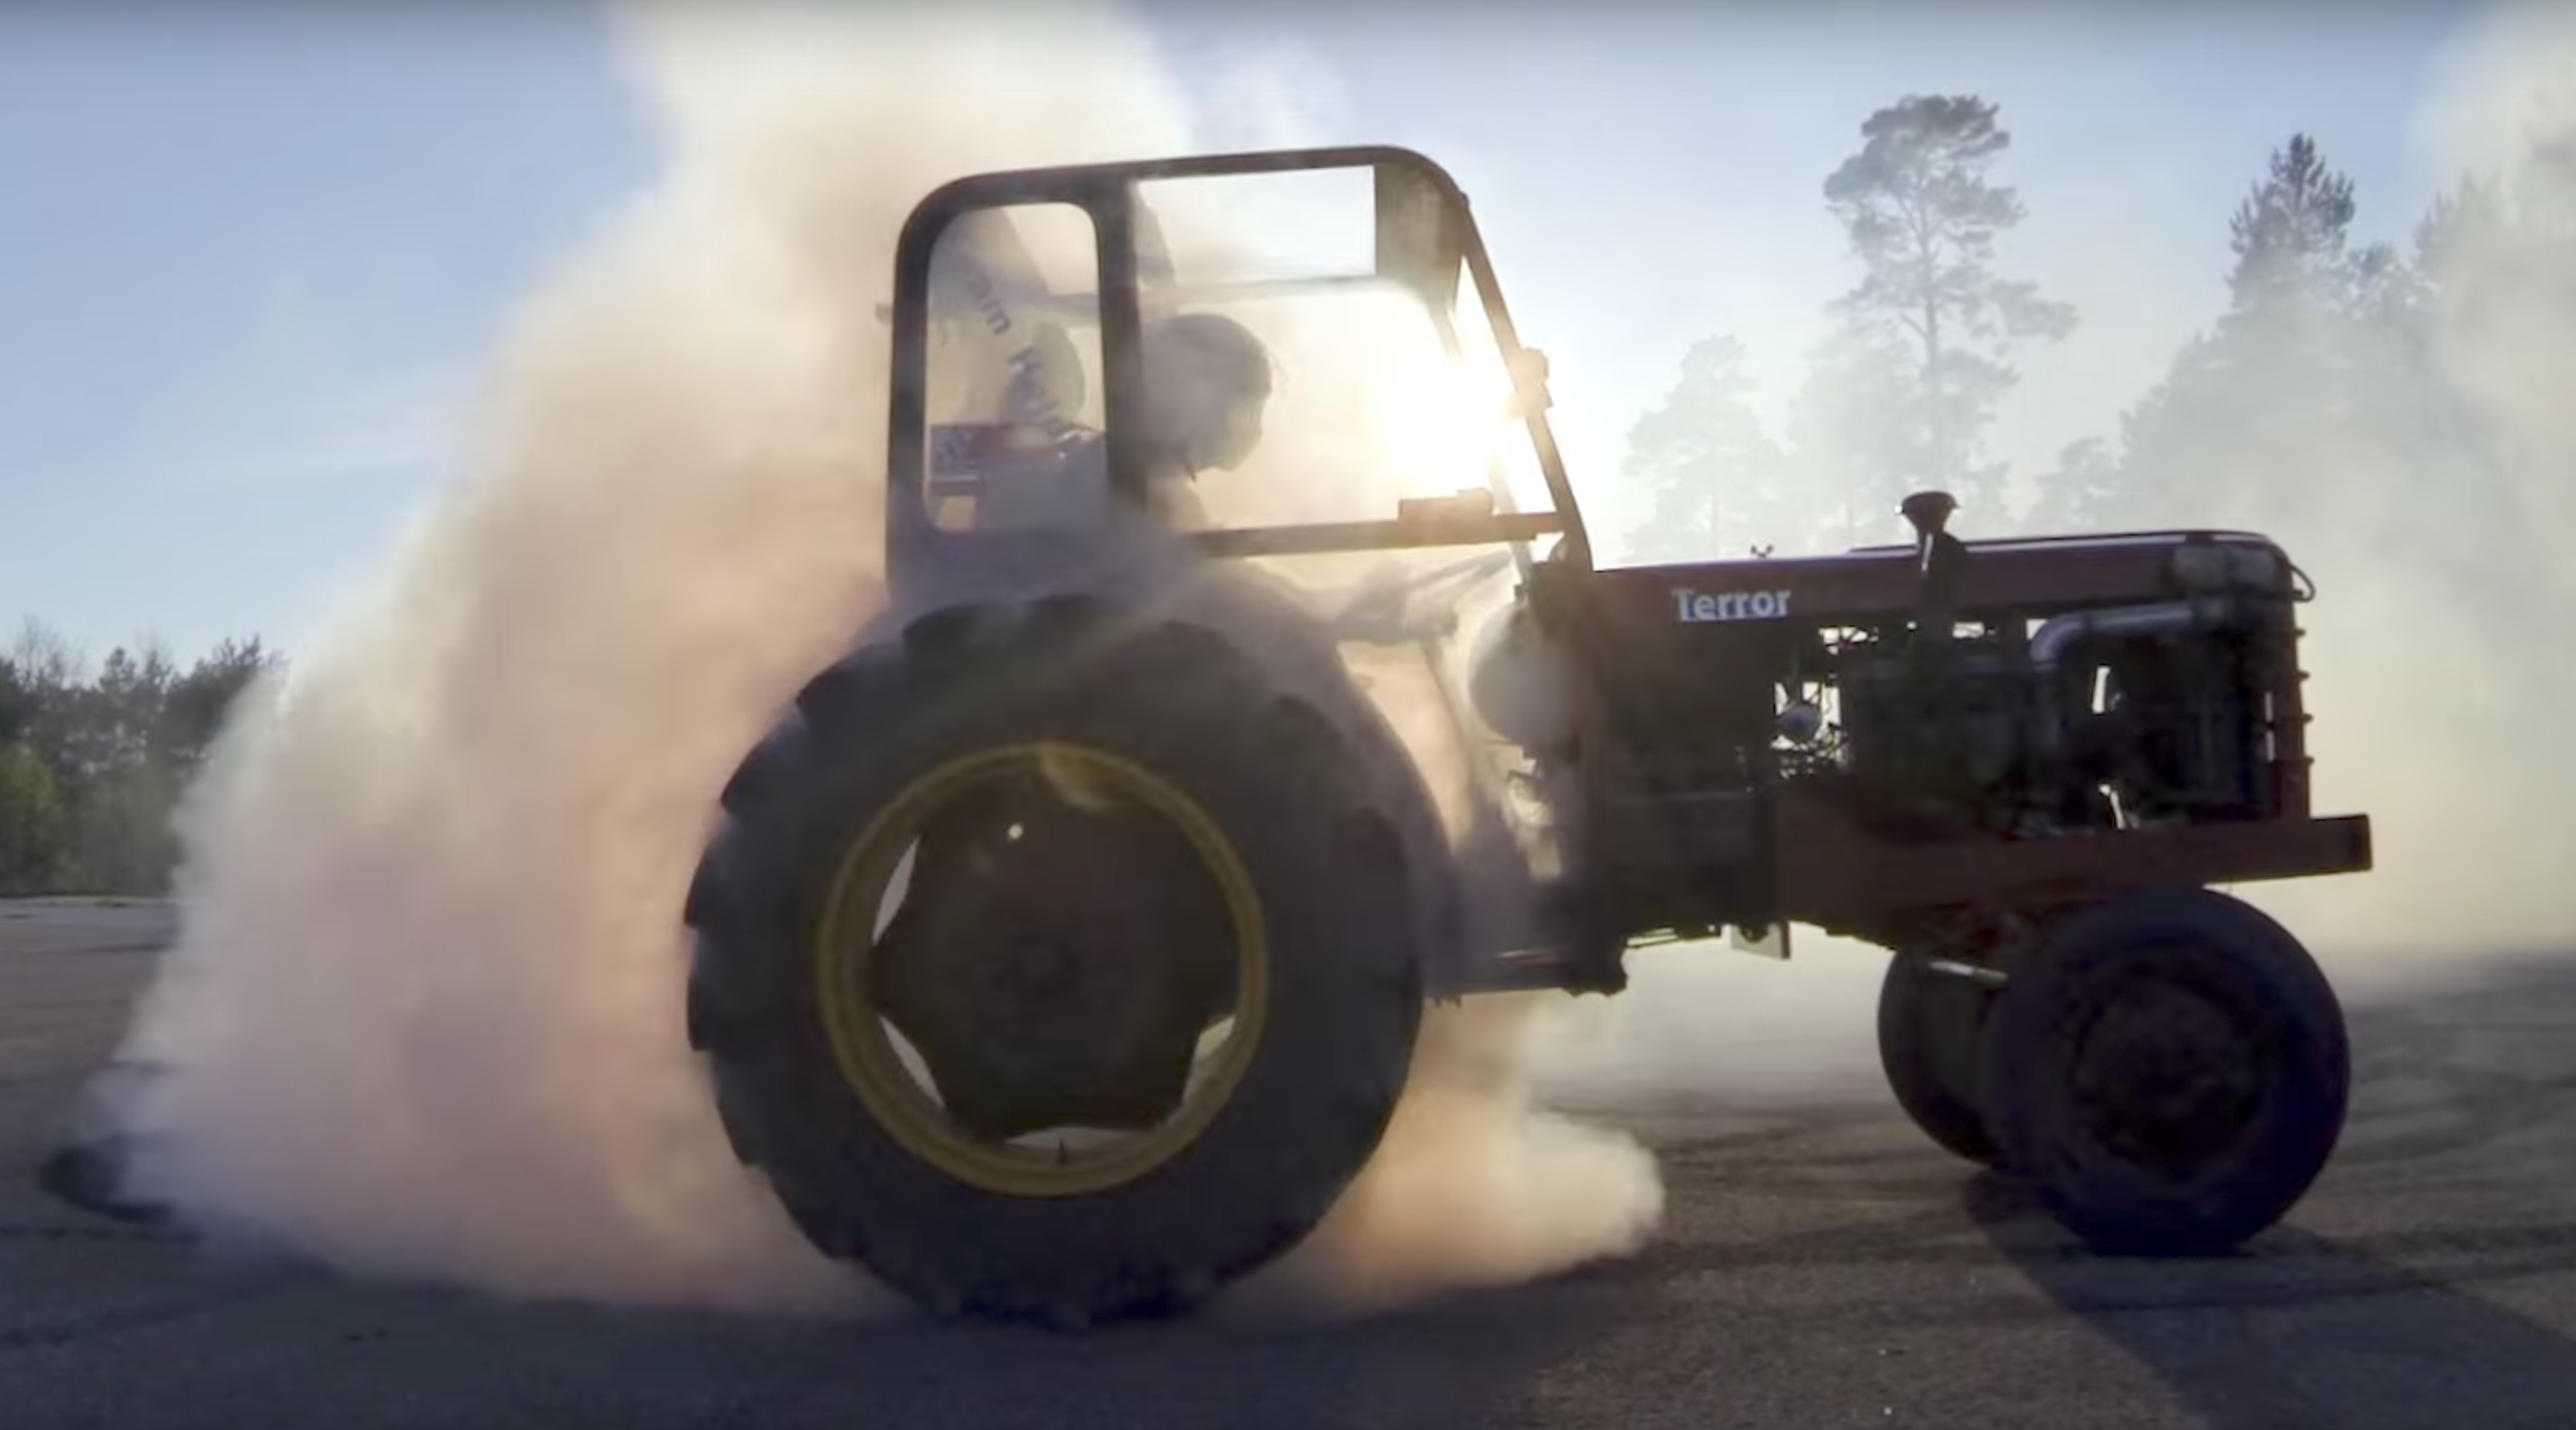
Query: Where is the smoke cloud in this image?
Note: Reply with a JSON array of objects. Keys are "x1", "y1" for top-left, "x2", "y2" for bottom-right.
[
  {"x1": 92, "y1": 0, "x2": 1659, "y2": 1320},
  {"x1": 2185, "y1": 4, "x2": 2576, "y2": 993}
]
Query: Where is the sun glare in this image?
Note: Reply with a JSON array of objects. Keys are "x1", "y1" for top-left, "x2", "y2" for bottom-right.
[{"x1": 1361, "y1": 291, "x2": 1517, "y2": 505}]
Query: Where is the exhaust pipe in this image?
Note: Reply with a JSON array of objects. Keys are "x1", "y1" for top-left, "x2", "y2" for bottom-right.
[{"x1": 2029, "y1": 597, "x2": 2244, "y2": 761}]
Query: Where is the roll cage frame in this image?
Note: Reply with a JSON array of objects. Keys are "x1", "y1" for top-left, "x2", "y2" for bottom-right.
[{"x1": 881, "y1": 145, "x2": 1590, "y2": 591}]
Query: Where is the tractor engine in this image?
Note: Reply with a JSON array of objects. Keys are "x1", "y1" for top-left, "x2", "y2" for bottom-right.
[
  {"x1": 1833, "y1": 626, "x2": 2028, "y2": 801},
  {"x1": 1824, "y1": 594, "x2": 2280, "y2": 835}
]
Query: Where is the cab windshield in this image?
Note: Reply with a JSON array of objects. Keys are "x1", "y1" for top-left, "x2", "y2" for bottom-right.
[{"x1": 914, "y1": 163, "x2": 1565, "y2": 557}]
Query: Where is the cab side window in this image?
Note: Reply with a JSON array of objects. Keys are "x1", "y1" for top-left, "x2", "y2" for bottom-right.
[{"x1": 920, "y1": 203, "x2": 1106, "y2": 533}]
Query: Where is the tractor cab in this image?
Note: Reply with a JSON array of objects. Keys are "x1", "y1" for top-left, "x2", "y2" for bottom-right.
[{"x1": 881, "y1": 146, "x2": 1588, "y2": 593}]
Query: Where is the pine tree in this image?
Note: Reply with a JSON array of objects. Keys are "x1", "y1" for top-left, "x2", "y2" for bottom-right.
[
  {"x1": 1617, "y1": 335, "x2": 1799, "y2": 562},
  {"x1": 2021, "y1": 436, "x2": 2124, "y2": 530},
  {"x1": 2118, "y1": 133, "x2": 2377, "y2": 527},
  {"x1": 1812, "y1": 94, "x2": 2077, "y2": 521}
]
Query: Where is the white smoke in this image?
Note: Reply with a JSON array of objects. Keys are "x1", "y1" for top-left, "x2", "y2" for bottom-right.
[
  {"x1": 2197, "y1": 5, "x2": 2576, "y2": 993},
  {"x1": 96, "y1": 0, "x2": 1659, "y2": 1319}
]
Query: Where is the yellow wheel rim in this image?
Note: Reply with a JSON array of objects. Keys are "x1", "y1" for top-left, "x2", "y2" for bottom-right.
[{"x1": 810, "y1": 741, "x2": 1270, "y2": 1198}]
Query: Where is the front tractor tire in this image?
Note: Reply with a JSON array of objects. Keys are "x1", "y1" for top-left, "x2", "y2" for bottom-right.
[
  {"x1": 682, "y1": 595, "x2": 1433, "y2": 1330},
  {"x1": 1876, "y1": 951, "x2": 2001, "y2": 1166},
  {"x1": 1978, "y1": 886, "x2": 2351, "y2": 1256}
]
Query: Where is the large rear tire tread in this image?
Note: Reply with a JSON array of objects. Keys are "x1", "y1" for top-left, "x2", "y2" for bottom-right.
[
  {"x1": 684, "y1": 593, "x2": 1437, "y2": 1327},
  {"x1": 1978, "y1": 885, "x2": 2350, "y2": 1257}
]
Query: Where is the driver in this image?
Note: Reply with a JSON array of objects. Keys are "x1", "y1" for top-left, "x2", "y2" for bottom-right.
[
  {"x1": 966, "y1": 307, "x2": 1470, "y2": 645},
  {"x1": 1123, "y1": 310, "x2": 1273, "y2": 526},
  {"x1": 971, "y1": 310, "x2": 1274, "y2": 532}
]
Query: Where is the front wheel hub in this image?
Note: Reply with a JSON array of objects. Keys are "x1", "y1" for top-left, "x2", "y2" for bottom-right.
[{"x1": 2073, "y1": 979, "x2": 2263, "y2": 1176}]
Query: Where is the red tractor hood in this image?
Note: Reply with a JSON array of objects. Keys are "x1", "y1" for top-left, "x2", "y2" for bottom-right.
[{"x1": 1580, "y1": 529, "x2": 2295, "y2": 623}]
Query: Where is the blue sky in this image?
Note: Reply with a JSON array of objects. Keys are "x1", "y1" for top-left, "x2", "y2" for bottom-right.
[{"x1": 0, "y1": 1, "x2": 2478, "y2": 663}]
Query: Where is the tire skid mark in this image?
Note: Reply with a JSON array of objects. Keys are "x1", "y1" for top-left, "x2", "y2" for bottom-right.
[
  {"x1": 1657, "y1": 1231, "x2": 2576, "y2": 1335},
  {"x1": 0, "y1": 1276, "x2": 300, "y2": 1355},
  {"x1": 24, "y1": 940, "x2": 174, "y2": 959},
  {"x1": 1922, "y1": 1257, "x2": 2576, "y2": 1336},
  {"x1": 0, "y1": 1220, "x2": 189, "y2": 1248}
]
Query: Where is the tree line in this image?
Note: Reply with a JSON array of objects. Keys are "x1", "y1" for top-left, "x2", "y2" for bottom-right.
[
  {"x1": 1617, "y1": 92, "x2": 2569, "y2": 579},
  {"x1": 0, "y1": 623, "x2": 277, "y2": 896}
]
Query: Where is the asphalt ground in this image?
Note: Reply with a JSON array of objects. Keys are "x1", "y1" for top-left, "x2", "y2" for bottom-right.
[{"x1": 3, "y1": 899, "x2": 2573, "y2": 1430}]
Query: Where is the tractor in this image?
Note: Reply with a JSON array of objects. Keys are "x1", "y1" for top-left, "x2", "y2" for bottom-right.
[{"x1": 680, "y1": 145, "x2": 2374, "y2": 1329}]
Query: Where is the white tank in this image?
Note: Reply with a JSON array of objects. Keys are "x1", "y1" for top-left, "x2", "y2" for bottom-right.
[{"x1": 1466, "y1": 602, "x2": 1576, "y2": 751}]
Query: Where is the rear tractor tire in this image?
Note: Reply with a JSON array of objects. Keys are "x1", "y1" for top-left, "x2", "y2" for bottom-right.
[
  {"x1": 682, "y1": 594, "x2": 1436, "y2": 1328},
  {"x1": 1977, "y1": 886, "x2": 2351, "y2": 1256}
]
